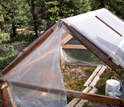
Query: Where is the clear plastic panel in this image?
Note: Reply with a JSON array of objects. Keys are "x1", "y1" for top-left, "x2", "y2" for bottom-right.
[
  {"x1": 3, "y1": 23, "x2": 67, "y2": 107},
  {"x1": 62, "y1": 37, "x2": 104, "y2": 66},
  {"x1": 62, "y1": 49, "x2": 104, "y2": 66}
]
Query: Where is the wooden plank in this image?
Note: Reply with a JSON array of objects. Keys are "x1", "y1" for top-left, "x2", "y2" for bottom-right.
[
  {"x1": 95, "y1": 16, "x2": 123, "y2": 37},
  {"x1": 66, "y1": 90, "x2": 124, "y2": 106},
  {"x1": 1, "y1": 23, "x2": 57, "y2": 76},
  {"x1": 66, "y1": 87, "x2": 91, "y2": 107},
  {"x1": 62, "y1": 32, "x2": 69, "y2": 40},
  {"x1": 90, "y1": 66, "x2": 106, "y2": 87},
  {"x1": 62, "y1": 44, "x2": 87, "y2": 49},
  {"x1": 83, "y1": 65, "x2": 102, "y2": 87},
  {"x1": 61, "y1": 34, "x2": 73, "y2": 45},
  {"x1": 0, "y1": 80, "x2": 123, "y2": 106},
  {"x1": 75, "y1": 87, "x2": 97, "y2": 107},
  {"x1": 60, "y1": 48, "x2": 64, "y2": 66},
  {"x1": 1, "y1": 88, "x2": 9, "y2": 107},
  {"x1": 1, "y1": 82, "x2": 16, "y2": 107},
  {"x1": 62, "y1": 22, "x2": 122, "y2": 72},
  {"x1": 6, "y1": 87, "x2": 16, "y2": 107}
]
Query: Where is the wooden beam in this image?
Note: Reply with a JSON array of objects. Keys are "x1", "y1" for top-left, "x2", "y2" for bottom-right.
[
  {"x1": 62, "y1": 44, "x2": 87, "y2": 49},
  {"x1": 66, "y1": 87, "x2": 91, "y2": 107},
  {"x1": 61, "y1": 35, "x2": 73, "y2": 45},
  {"x1": 75, "y1": 87, "x2": 97, "y2": 107},
  {"x1": 1, "y1": 82, "x2": 16, "y2": 107},
  {"x1": 95, "y1": 16, "x2": 122, "y2": 37},
  {"x1": 90, "y1": 66, "x2": 106, "y2": 87},
  {"x1": 0, "y1": 80, "x2": 123, "y2": 106},
  {"x1": 62, "y1": 22, "x2": 122, "y2": 72},
  {"x1": 83, "y1": 65, "x2": 102, "y2": 87},
  {"x1": 60, "y1": 47, "x2": 64, "y2": 66},
  {"x1": 62, "y1": 32, "x2": 69, "y2": 40},
  {"x1": 6, "y1": 87, "x2": 16, "y2": 107},
  {"x1": 1, "y1": 23, "x2": 57, "y2": 76},
  {"x1": 1, "y1": 88, "x2": 9, "y2": 107}
]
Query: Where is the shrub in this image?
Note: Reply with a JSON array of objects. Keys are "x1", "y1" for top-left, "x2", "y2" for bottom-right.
[
  {"x1": 0, "y1": 34, "x2": 10, "y2": 43},
  {"x1": 0, "y1": 45, "x2": 17, "y2": 71},
  {"x1": 13, "y1": 32, "x2": 36, "y2": 41},
  {"x1": 0, "y1": 54, "x2": 17, "y2": 71}
]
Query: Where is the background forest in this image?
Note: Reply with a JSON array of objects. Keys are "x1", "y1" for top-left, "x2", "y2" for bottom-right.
[{"x1": 0, "y1": 0, "x2": 124, "y2": 73}]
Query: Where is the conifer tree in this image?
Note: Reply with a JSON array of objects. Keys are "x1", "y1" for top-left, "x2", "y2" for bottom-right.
[
  {"x1": 44, "y1": 0, "x2": 91, "y2": 26},
  {"x1": 89, "y1": 0, "x2": 124, "y2": 19},
  {"x1": 0, "y1": 0, "x2": 29, "y2": 38}
]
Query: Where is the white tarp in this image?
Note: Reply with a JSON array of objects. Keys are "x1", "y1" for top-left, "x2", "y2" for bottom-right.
[{"x1": 62, "y1": 8, "x2": 124, "y2": 68}]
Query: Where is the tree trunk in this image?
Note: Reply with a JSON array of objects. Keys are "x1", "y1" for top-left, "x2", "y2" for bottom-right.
[
  {"x1": 100, "y1": 0, "x2": 105, "y2": 8},
  {"x1": 31, "y1": 0, "x2": 38, "y2": 37},
  {"x1": 12, "y1": 22, "x2": 16, "y2": 38},
  {"x1": 0, "y1": 22, "x2": 4, "y2": 31}
]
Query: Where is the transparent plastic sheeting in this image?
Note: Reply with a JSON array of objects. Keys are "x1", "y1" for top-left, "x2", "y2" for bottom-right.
[
  {"x1": 63, "y1": 8, "x2": 124, "y2": 68},
  {"x1": 3, "y1": 24, "x2": 67, "y2": 107},
  {"x1": 62, "y1": 38, "x2": 104, "y2": 66},
  {"x1": 63, "y1": 49, "x2": 104, "y2": 66}
]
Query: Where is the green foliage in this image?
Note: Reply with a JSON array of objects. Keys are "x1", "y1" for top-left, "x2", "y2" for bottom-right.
[
  {"x1": 13, "y1": 32, "x2": 36, "y2": 41},
  {"x1": 0, "y1": 0, "x2": 29, "y2": 25},
  {"x1": 89, "y1": 0, "x2": 124, "y2": 19},
  {"x1": 116, "y1": 69, "x2": 124, "y2": 77},
  {"x1": 90, "y1": 54, "x2": 103, "y2": 64},
  {"x1": 88, "y1": 67, "x2": 95, "y2": 74},
  {"x1": 44, "y1": 0, "x2": 90, "y2": 26},
  {"x1": 0, "y1": 44, "x2": 17, "y2": 70},
  {"x1": 3, "y1": 45, "x2": 15, "y2": 55},
  {"x1": 0, "y1": 54, "x2": 17, "y2": 71},
  {"x1": 0, "y1": 34, "x2": 10, "y2": 43}
]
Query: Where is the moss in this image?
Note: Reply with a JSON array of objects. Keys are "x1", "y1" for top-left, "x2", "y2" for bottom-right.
[
  {"x1": 63, "y1": 73, "x2": 72, "y2": 83},
  {"x1": 68, "y1": 79, "x2": 87, "y2": 91},
  {"x1": 88, "y1": 67, "x2": 95, "y2": 74}
]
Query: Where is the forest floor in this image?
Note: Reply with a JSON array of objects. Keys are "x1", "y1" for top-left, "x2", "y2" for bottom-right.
[{"x1": 61, "y1": 65, "x2": 121, "y2": 107}]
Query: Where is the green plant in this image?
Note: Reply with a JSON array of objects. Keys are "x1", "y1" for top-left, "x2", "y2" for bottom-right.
[
  {"x1": 116, "y1": 69, "x2": 124, "y2": 77},
  {"x1": 88, "y1": 67, "x2": 95, "y2": 74},
  {"x1": 0, "y1": 54, "x2": 17, "y2": 71},
  {"x1": 3, "y1": 45, "x2": 16, "y2": 56},
  {"x1": 13, "y1": 32, "x2": 36, "y2": 41},
  {"x1": 0, "y1": 34, "x2": 10, "y2": 43}
]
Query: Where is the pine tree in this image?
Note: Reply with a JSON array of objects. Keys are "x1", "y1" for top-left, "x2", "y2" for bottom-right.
[
  {"x1": 0, "y1": 0, "x2": 29, "y2": 38},
  {"x1": 89, "y1": 0, "x2": 124, "y2": 19},
  {"x1": 44, "y1": 0, "x2": 91, "y2": 26},
  {"x1": 0, "y1": 6, "x2": 4, "y2": 31}
]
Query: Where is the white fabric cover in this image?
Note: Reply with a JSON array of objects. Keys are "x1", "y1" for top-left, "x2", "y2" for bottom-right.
[{"x1": 62, "y1": 8, "x2": 124, "y2": 67}]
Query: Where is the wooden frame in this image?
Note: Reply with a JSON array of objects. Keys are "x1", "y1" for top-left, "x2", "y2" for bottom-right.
[{"x1": 0, "y1": 80, "x2": 124, "y2": 106}]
